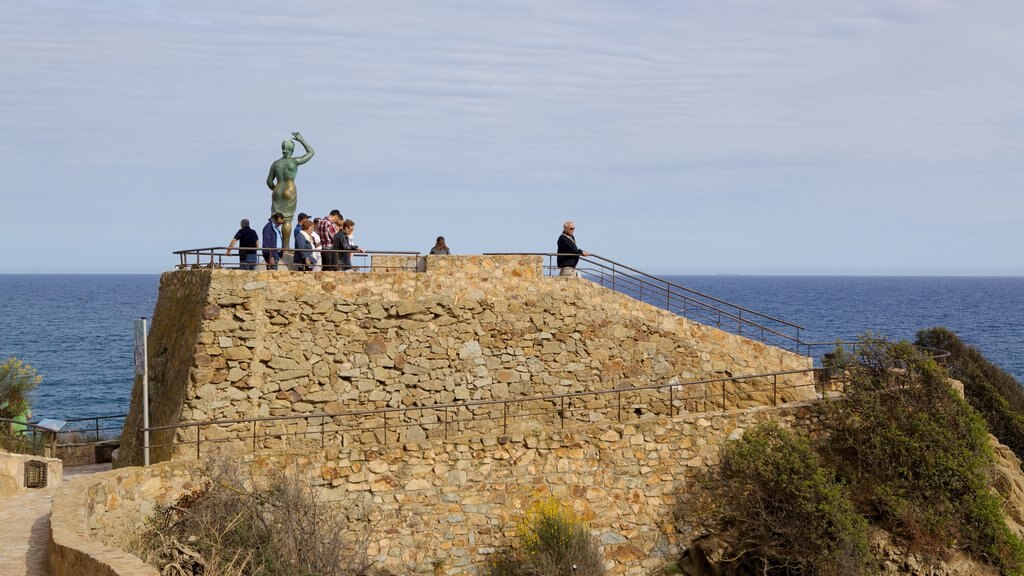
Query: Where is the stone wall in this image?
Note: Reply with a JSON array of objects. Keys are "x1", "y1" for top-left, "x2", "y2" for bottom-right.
[
  {"x1": 118, "y1": 271, "x2": 212, "y2": 466},
  {"x1": 0, "y1": 450, "x2": 61, "y2": 496},
  {"x1": 69, "y1": 403, "x2": 823, "y2": 576},
  {"x1": 118, "y1": 255, "x2": 813, "y2": 465}
]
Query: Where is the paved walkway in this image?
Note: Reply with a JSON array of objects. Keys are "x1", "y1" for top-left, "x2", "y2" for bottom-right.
[{"x1": 0, "y1": 463, "x2": 111, "y2": 576}]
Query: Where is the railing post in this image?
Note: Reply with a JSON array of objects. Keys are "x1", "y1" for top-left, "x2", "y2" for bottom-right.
[
  {"x1": 383, "y1": 410, "x2": 388, "y2": 444},
  {"x1": 617, "y1": 390, "x2": 621, "y2": 422},
  {"x1": 669, "y1": 385, "x2": 674, "y2": 417},
  {"x1": 722, "y1": 380, "x2": 726, "y2": 411},
  {"x1": 444, "y1": 407, "x2": 449, "y2": 439},
  {"x1": 503, "y1": 402, "x2": 508, "y2": 435},
  {"x1": 560, "y1": 397, "x2": 565, "y2": 429},
  {"x1": 196, "y1": 425, "x2": 201, "y2": 460},
  {"x1": 252, "y1": 421, "x2": 257, "y2": 451},
  {"x1": 321, "y1": 416, "x2": 326, "y2": 448},
  {"x1": 94, "y1": 418, "x2": 100, "y2": 442},
  {"x1": 773, "y1": 374, "x2": 778, "y2": 406}
]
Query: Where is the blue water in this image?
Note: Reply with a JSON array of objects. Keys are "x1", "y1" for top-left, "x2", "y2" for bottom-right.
[{"x1": 0, "y1": 274, "x2": 1021, "y2": 420}]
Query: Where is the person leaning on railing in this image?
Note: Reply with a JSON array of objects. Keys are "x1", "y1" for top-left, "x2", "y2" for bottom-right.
[
  {"x1": 226, "y1": 219, "x2": 259, "y2": 270},
  {"x1": 333, "y1": 219, "x2": 364, "y2": 271},
  {"x1": 556, "y1": 220, "x2": 589, "y2": 277}
]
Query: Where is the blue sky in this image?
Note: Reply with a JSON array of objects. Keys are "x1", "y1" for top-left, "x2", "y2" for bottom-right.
[{"x1": 2, "y1": 1, "x2": 1022, "y2": 274}]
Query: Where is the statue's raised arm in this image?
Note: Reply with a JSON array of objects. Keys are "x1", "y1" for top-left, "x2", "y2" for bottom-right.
[
  {"x1": 266, "y1": 132, "x2": 315, "y2": 250},
  {"x1": 291, "y1": 132, "x2": 314, "y2": 165}
]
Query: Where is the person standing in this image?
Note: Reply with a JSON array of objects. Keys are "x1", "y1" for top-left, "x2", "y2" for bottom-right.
[
  {"x1": 332, "y1": 219, "x2": 364, "y2": 271},
  {"x1": 226, "y1": 219, "x2": 260, "y2": 270},
  {"x1": 318, "y1": 209, "x2": 343, "y2": 270},
  {"x1": 294, "y1": 220, "x2": 316, "y2": 271},
  {"x1": 310, "y1": 221, "x2": 323, "y2": 272},
  {"x1": 262, "y1": 212, "x2": 285, "y2": 270},
  {"x1": 429, "y1": 236, "x2": 450, "y2": 255},
  {"x1": 291, "y1": 213, "x2": 310, "y2": 270},
  {"x1": 556, "y1": 221, "x2": 589, "y2": 277}
]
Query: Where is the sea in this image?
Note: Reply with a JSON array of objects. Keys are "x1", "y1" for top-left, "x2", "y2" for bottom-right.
[{"x1": 0, "y1": 274, "x2": 1022, "y2": 421}]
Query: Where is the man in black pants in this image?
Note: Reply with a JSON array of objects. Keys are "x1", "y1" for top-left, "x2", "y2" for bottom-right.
[{"x1": 556, "y1": 221, "x2": 590, "y2": 277}]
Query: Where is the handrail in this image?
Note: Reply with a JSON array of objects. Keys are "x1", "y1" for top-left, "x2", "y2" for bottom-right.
[
  {"x1": 173, "y1": 247, "x2": 421, "y2": 271},
  {"x1": 145, "y1": 368, "x2": 813, "y2": 432},
  {"x1": 486, "y1": 252, "x2": 806, "y2": 352},
  {"x1": 141, "y1": 367, "x2": 819, "y2": 458},
  {"x1": 587, "y1": 254, "x2": 801, "y2": 328},
  {"x1": 0, "y1": 418, "x2": 59, "y2": 457},
  {"x1": 797, "y1": 341, "x2": 951, "y2": 364},
  {"x1": 53, "y1": 413, "x2": 127, "y2": 442},
  {"x1": 0, "y1": 418, "x2": 60, "y2": 434}
]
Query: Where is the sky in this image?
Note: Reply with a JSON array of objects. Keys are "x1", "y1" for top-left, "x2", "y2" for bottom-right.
[{"x1": 2, "y1": 1, "x2": 1022, "y2": 275}]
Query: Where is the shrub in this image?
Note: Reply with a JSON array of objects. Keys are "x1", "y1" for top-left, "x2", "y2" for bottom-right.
[
  {"x1": 488, "y1": 497, "x2": 605, "y2": 576},
  {"x1": 821, "y1": 335, "x2": 1024, "y2": 574},
  {"x1": 707, "y1": 421, "x2": 871, "y2": 576},
  {"x1": 0, "y1": 357, "x2": 41, "y2": 421},
  {"x1": 916, "y1": 326, "x2": 1024, "y2": 459},
  {"x1": 0, "y1": 357, "x2": 42, "y2": 455},
  {"x1": 137, "y1": 459, "x2": 368, "y2": 576}
]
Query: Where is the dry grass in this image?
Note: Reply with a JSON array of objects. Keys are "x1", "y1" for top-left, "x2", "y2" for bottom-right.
[{"x1": 134, "y1": 458, "x2": 369, "y2": 576}]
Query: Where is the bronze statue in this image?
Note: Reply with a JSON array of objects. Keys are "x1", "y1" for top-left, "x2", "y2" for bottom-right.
[{"x1": 267, "y1": 132, "x2": 314, "y2": 249}]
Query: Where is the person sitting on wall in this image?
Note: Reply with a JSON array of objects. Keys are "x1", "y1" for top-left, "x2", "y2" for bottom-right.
[
  {"x1": 332, "y1": 219, "x2": 364, "y2": 271},
  {"x1": 226, "y1": 219, "x2": 260, "y2": 270},
  {"x1": 429, "y1": 236, "x2": 450, "y2": 255}
]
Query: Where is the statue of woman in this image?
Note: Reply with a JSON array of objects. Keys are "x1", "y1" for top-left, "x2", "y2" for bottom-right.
[{"x1": 266, "y1": 132, "x2": 314, "y2": 249}]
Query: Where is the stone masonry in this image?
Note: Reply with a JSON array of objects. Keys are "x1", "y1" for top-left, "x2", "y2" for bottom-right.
[
  {"x1": 118, "y1": 255, "x2": 813, "y2": 465},
  {"x1": 78, "y1": 403, "x2": 823, "y2": 576}
]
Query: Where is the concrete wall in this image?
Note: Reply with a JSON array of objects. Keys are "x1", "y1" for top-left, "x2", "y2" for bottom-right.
[
  {"x1": 65, "y1": 403, "x2": 823, "y2": 576},
  {"x1": 118, "y1": 255, "x2": 813, "y2": 465}
]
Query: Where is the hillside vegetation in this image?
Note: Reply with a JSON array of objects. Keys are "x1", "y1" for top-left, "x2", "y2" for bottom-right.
[
  {"x1": 916, "y1": 327, "x2": 1024, "y2": 460},
  {"x1": 682, "y1": 334, "x2": 1024, "y2": 576}
]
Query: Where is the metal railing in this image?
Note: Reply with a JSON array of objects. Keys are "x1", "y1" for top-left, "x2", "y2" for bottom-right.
[
  {"x1": 487, "y1": 253, "x2": 806, "y2": 352},
  {"x1": 796, "y1": 341, "x2": 951, "y2": 366},
  {"x1": 141, "y1": 368, "x2": 819, "y2": 460},
  {"x1": 55, "y1": 414, "x2": 127, "y2": 445},
  {"x1": 0, "y1": 418, "x2": 60, "y2": 458},
  {"x1": 173, "y1": 247, "x2": 422, "y2": 272}
]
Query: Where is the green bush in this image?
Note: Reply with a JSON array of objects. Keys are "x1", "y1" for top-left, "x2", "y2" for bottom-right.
[
  {"x1": 488, "y1": 497, "x2": 605, "y2": 576},
  {"x1": 709, "y1": 422, "x2": 871, "y2": 576},
  {"x1": 821, "y1": 336, "x2": 1024, "y2": 574},
  {"x1": 916, "y1": 327, "x2": 1024, "y2": 460}
]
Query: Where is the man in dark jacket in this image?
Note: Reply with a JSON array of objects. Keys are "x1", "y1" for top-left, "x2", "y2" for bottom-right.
[
  {"x1": 226, "y1": 219, "x2": 260, "y2": 270},
  {"x1": 556, "y1": 221, "x2": 589, "y2": 277},
  {"x1": 262, "y1": 212, "x2": 285, "y2": 270}
]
